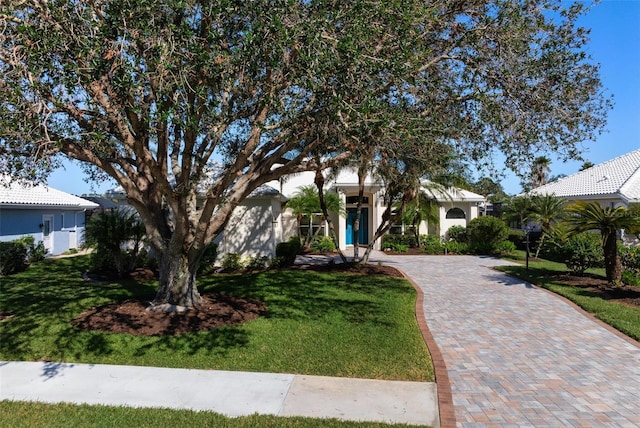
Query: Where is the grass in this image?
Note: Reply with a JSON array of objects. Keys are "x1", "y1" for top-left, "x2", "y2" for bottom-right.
[
  {"x1": 0, "y1": 255, "x2": 433, "y2": 382},
  {"x1": 1, "y1": 256, "x2": 433, "y2": 426},
  {"x1": 0, "y1": 401, "x2": 426, "y2": 428},
  {"x1": 497, "y1": 250, "x2": 640, "y2": 342}
]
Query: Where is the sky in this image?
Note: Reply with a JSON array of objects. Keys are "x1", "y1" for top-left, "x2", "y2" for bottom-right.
[{"x1": 47, "y1": 0, "x2": 640, "y2": 196}]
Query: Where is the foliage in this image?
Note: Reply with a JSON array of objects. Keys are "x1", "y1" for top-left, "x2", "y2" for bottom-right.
[
  {"x1": 381, "y1": 234, "x2": 417, "y2": 250},
  {"x1": 220, "y1": 253, "x2": 244, "y2": 271},
  {"x1": 310, "y1": 236, "x2": 336, "y2": 253},
  {"x1": 620, "y1": 245, "x2": 640, "y2": 286},
  {"x1": 445, "y1": 225, "x2": 467, "y2": 243},
  {"x1": 553, "y1": 233, "x2": 603, "y2": 276},
  {"x1": 399, "y1": 190, "x2": 439, "y2": 247},
  {"x1": 0, "y1": 241, "x2": 28, "y2": 275},
  {"x1": 0, "y1": 0, "x2": 611, "y2": 306},
  {"x1": 420, "y1": 235, "x2": 445, "y2": 255},
  {"x1": 275, "y1": 237, "x2": 303, "y2": 267},
  {"x1": 0, "y1": 255, "x2": 433, "y2": 381},
  {"x1": 85, "y1": 210, "x2": 146, "y2": 278},
  {"x1": 196, "y1": 243, "x2": 218, "y2": 275},
  {"x1": 507, "y1": 230, "x2": 526, "y2": 250},
  {"x1": 620, "y1": 246, "x2": 640, "y2": 276},
  {"x1": 245, "y1": 255, "x2": 271, "y2": 271},
  {"x1": 502, "y1": 196, "x2": 534, "y2": 229},
  {"x1": 466, "y1": 216, "x2": 511, "y2": 255},
  {"x1": 530, "y1": 194, "x2": 567, "y2": 258},
  {"x1": 564, "y1": 202, "x2": 640, "y2": 284},
  {"x1": 12, "y1": 235, "x2": 47, "y2": 263},
  {"x1": 287, "y1": 186, "x2": 344, "y2": 246},
  {"x1": 445, "y1": 241, "x2": 470, "y2": 255},
  {"x1": 494, "y1": 240, "x2": 517, "y2": 255}
]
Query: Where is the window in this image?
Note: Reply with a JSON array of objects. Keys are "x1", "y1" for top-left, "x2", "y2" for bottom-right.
[
  {"x1": 346, "y1": 196, "x2": 369, "y2": 204},
  {"x1": 446, "y1": 208, "x2": 466, "y2": 219}
]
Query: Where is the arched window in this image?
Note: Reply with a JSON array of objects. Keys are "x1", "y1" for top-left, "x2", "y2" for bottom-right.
[{"x1": 446, "y1": 208, "x2": 466, "y2": 219}]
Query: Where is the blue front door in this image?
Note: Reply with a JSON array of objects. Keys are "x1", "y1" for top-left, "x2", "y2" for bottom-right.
[{"x1": 346, "y1": 208, "x2": 368, "y2": 245}]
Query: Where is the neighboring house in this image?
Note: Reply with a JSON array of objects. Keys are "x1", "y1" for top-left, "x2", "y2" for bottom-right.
[
  {"x1": 0, "y1": 179, "x2": 99, "y2": 255},
  {"x1": 529, "y1": 149, "x2": 640, "y2": 245},
  {"x1": 529, "y1": 149, "x2": 640, "y2": 208}
]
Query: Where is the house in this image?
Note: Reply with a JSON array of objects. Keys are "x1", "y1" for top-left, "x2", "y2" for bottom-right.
[
  {"x1": 0, "y1": 178, "x2": 99, "y2": 255},
  {"x1": 529, "y1": 149, "x2": 640, "y2": 208},
  {"x1": 528, "y1": 149, "x2": 640, "y2": 245},
  {"x1": 271, "y1": 168, "x2": 485, "y2": 252},
  {"x1": 100, "y1": 167, "x2": 484, "y2": 259}
]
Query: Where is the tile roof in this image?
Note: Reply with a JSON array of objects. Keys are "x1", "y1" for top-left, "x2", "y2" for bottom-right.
[
  {"x1": 0, "y1": 178, "x2": 99, "y2": 209},
  {"x1": 530, "y1": 149, "x2": 640, "y2": 203}
]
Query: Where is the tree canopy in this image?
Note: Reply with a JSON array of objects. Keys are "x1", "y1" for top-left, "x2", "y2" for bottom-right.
[{"x1": 0, "y1": 0, "x2": 611, "y2": 308}]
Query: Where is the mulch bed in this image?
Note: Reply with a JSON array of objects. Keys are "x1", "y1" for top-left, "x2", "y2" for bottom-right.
[
  {"x1": 551, "y1": 273, "x2": 640, "y2": 309},
  {"x1": 71, "y1": 293, "x2": 267, "y2": 336}
]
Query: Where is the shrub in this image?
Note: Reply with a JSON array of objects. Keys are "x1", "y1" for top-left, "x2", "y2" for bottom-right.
[
  {"x1": 246, "y1": 255, "x2": 270, "y2": 271},
  {"x1": 620, "y1": 246, "x2": 640, "y2": 276},
  {"x1": 0, "y1": 241, "x2": 29, "y2": 275},
  {"x1": 466, "y1": 216, "x2": 510, "y2": 255},
  {"x1": 445, "y1": 225, "x2": 467, "y2": 243},
  {"x1": 381, "y1": 234, "x2": 417, "y2": 250},
  {"x1": 622, "y1": 270, "x2": 640, "y2": 287},
  {"x1": 445, "y1": 241, "x2": 469, "y2": 254},
  {"x1": 507, "y1": 230, "x2": 526, "y2": 250},
  {"x1": 275, "y1": 237, "x2": 303, "y2": 267},
  {"x1": 13, "y1": 235, "x2": 47, "y2": 263},
  {"x1": 197, "y1": 242, "x2": 218, "y2": 274},
  {"x1": 310, "y1": 236, "x2": 336, "y2": 253},
  {"x1": 553, "y1": 233, "x2": 603, "y2": 276},
  {"x1": 221, "y1": 253, "x2": 244, "y2": 271},
  {"x1": 421, "y1": 235, "x2": 444, "y2": 255},
  {"x1": 494, "y1": 240, "x2": 517, "y2": 255}
]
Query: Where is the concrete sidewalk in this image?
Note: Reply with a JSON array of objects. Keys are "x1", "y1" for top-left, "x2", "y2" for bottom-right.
[{"x1": 0, "y1": 361, "x2": 439, "y2": 426}]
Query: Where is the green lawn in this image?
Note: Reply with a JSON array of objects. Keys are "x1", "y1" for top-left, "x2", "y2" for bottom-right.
[
  {"x1": 497, "y1": 251, "x2": 640, "y2": 342},
  {"x1": 0, "y1": 255, "x2": 432, "y2": 382},
  {"x1": 0, "y1": 401, "x2": 426, "y2": 428}
]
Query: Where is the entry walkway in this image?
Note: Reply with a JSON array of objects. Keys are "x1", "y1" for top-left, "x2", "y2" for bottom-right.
[{"x1": 375, "y1": 254, "x2": 640, "y2": 427}]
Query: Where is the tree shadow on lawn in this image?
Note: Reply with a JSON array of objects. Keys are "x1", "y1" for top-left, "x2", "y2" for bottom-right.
[
  {"x1": 1, "y1": 259, "x2": 413, "y2": 362},
  {"x1": 201, "y1": 269, "x2": 411, "y2": 325}
]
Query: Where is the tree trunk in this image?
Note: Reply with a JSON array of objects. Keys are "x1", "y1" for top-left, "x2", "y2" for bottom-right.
[
  {"x1": 314, "y1": 169, "x2": 347, "y2": 263},
  {"x1": 603, "y1": 233, "x2": 622, "y2": 284},
  {"x1": 353, "y1": 168, "x2": 367, "y2": 262},
  {"x1": 152, "y1": 248, "x2": 203, "y2": 310},
  {"x1": 534, "y1": 231, "x2": 547, "y2": 259}
]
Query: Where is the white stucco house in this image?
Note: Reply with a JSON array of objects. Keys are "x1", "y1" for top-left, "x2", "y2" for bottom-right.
[
  {"x1": 529, "y1": 149, "x2": 640, "y2": 208},
  {"x1": 0, "y1": 178, "x2": 98, "y2": 255},
  {"x1": 102, "y1": 167, "x2": 484, "y2": 259},
  {"x1": 267, "y1": 168, "x2": 485, "y2": 254}
]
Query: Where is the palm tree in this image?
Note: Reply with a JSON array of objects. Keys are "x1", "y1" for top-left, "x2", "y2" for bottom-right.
[
  {"x1": 564, "y1": 201, "x2": 640, "y2": 284},
  {"x1": 400, "y1": 191, "x2": 440, "y2": 247},
  {"x1": 85, "y1": 208, "x2": 145, "y2": 277},
  {"x1": 530, "y1": 194, "x2": 567, "y2": 258},
  {"x1": 502, "y1": 196, "x2": 534, "y2": 229},
  {"x1": 531, "y1": 156, "x2": 551, "y2": 189}
]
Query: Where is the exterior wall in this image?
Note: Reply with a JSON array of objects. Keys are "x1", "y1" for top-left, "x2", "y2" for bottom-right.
[
  {"x1": 0, "y1": 207, "x2": 88, "y2": 255},
  {"x1": 215, "y1": 198, "x2": 281, "y2": 259}
]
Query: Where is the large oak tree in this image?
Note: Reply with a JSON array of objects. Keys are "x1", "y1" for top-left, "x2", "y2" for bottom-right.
[{"x1": 0, "y1": 1, "x2": 610, "y2": 309}]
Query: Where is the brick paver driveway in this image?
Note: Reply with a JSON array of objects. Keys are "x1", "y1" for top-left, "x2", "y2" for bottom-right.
[{"x1": 375, "y1": 254, "x2": 640, "y2": 427}]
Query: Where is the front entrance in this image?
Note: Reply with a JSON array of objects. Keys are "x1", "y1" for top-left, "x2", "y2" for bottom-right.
[
  {"x1": 346, "y1": 208, "x2": 368, "y2": 245},
  {"x1": 42, "y1": 214, "x2": 54, "y2": 253}
]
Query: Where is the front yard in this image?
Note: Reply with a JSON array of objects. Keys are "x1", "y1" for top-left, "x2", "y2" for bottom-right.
[{"x1": 0, "y1": 255, "x2": 433, "y2": 381}]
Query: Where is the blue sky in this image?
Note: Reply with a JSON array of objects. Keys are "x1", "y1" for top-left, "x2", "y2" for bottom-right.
[{"x1": 48, "y1": 0, "x2": 640, "y2": 196}]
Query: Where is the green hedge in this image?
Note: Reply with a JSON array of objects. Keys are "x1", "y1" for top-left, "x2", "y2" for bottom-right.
[
  {"x1": 0, "y1": 241, "x2": 29, "y2": 276},
  {"x1": 276, "y1": 237, "x2": 303, "y2": 266},
  {"x1": 381, "y1": 234, "x2": 417, "y2": 250}
]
